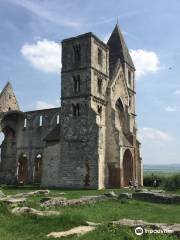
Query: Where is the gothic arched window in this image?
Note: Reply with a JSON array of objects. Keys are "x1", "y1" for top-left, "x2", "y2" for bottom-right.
[
  {"x1": 73, "y1": 44, "x2": 81, "y2": 62},
  {"x1": 72, "y1": 103, "x2": 80, "y2": 117},
  {"x1": 73, "y1": 75, "x2": 81, "y2": 93},
  {"x1": 115, "y1": 98, "x2": 124, "y2": 112}
]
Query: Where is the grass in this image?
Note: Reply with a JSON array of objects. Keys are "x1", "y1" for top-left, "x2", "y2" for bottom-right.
[{"x1": 0, "y1": 186, "x2": 180, "y2": 240}]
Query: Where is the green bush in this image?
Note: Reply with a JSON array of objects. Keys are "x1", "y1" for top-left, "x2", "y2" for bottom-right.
[
  {"x1": 162, "y1": 174, "x2": 180, "y2": 191},
  {"x1": 143, "y1": 175, "x2": 165, "y2": 187},
  {"x1": 143, "y1": 174, "x2": 180, "y2": 191}
]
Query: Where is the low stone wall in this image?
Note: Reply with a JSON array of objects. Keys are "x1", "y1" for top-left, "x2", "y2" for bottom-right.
[{"x1": 133, "y1": 192, "x2": 180, "y2": 204}]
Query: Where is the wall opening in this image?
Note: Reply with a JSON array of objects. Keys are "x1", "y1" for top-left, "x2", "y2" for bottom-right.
[
  {"x1": 56, "y1": 114, "x2": 60, "y2": 125},
  {"x1": 98, "y1": 48, "x2": 103, "y2": 65},
  {"x1": 0, "y1": 132, "x2": 5, "y2": 163},
  {"x1": 123, "y1": 149, "x2": 133, "y2": 186},
  {"x1": 33, "y1": 154, "x2": 42, "y2": 184},
  {"x1": 18, "y1": 154, "x2": 28, "y2": 184},
  {"x1": 128, "y1": 70, "x2": 131, "y2": 86},
  {"x1": 24, "y1": 118, "x2": 27, "y2": 128},
  {"x1": 115, "y1": 98, "x2": 124, "y2": 112},
  {"x1": 72, "y1": 104, "x2": 80, "y2": 117},
  {"x1": 97, "y1": 78, "x2": 102, "y2": 93},
  {"x1": 39, "y1": 115, "x2": 43, "y2": 127},
  {"x1": 73, "y1": 75, "x2": 81, "y2": 93},
  {"x1": 73, "y1": 44, "x2": 81, "y2": 62}
]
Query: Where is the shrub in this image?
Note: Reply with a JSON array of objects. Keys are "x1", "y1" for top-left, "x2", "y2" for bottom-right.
[
  {"x1": 143, "y1": 174, "x2": 180, "y2": 191},
  {"x1": 162, "y1": 174, "x2": 180, "y2": 191},
  {"x1": 143, "y1": 175, "x2": 165, "y2": 187}
]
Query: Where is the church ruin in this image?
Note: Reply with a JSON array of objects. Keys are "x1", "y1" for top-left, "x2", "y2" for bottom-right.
[{"x1": 0, "y1": 24, "x2": 143, "y2": 189}]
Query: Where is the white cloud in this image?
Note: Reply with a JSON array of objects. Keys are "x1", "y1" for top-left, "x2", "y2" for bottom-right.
[
  {"x1": 21, "y1": 39, "x2": 61, "y2": 73},
  {"x1": 164, "y1": 106, "x2": 178, "y2": 112},
  {"x1": 175, "y1": 89, "x2": 180, "y2": 95},
  {"x1": 138, "y1": 127, "x2": 173, "y2": 142},
  {"x1": 130, "y1": 49, "x2": 160, "y2": 79},
  {"x1": 36, "y1": 100, "x2": 59, "y2": 110}
]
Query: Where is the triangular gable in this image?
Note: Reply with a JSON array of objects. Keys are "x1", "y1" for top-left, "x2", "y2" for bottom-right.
[{"x1": 108, "y1": 63, "x2": 129, "y2": 107}]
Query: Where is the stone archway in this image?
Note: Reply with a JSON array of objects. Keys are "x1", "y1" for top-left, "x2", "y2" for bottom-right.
[
  {"x1": 33, "y1": 154, "x2": 42, "y2": 184},
  {"x1": 18, "y1": 154, "x2": 28, "y2": 184},
  {"x1": 123, "y1": 149, "x2": 133, "y2": 186}
]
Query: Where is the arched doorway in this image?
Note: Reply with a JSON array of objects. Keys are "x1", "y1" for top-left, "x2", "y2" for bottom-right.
[
  {"x1": 34, "y1": 154, "x2": 42, "y2": 184},
  {"x1": 123, "y1": 149, "x2": 133, "y2": 186},
  {"x1": 18, "y1": 154, "x2": 28, "y2": 184}
]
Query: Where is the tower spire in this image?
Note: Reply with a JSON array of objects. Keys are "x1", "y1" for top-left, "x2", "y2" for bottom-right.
[
  {"x1": 107, "y1": 24, "x2": 135, "y2": 78},
  {"x1": 116, "y1": 16, "x2": 119, "y2": 25}
]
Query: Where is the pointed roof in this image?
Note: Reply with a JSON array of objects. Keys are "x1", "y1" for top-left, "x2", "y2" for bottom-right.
[{"x1": 107, "y1": 24, "x2": 135, "y2": 77}]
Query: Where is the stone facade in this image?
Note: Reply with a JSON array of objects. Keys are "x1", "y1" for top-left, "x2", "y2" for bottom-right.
[
  {"x1": 0, "y1": 24, "x2": 143, "y2": 188},
  {"x1": 0, "y1": 82, "x2": 19, "y2": 130},
  {"x1": 0, "y1": 82, "x2": 19, "y2": 113},
  {"x1": 0, "y1": 108, "x2": 60, "y2": 184}
]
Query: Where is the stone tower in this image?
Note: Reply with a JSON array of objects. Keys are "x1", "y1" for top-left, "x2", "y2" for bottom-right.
[
  {"x1": 105, "y1": 24, "x2": 142, "y2": 187},
  {"x1": 0, "y1": 82, "x2": 19, "y2": 113},
  {"x1": 0, "y1": 82, "x2": 19, "y2": 132},
  {"x1": 0, "y1": 82, "x2": 20, "y2": 183},
  {"x1": 59, "y1": 33, "x2": 109, "y2": 189}
]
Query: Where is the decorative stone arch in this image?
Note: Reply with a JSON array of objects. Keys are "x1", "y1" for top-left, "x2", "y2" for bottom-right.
[
  {"x1": 115, "y1": 97, "x2": 130, "y2": 135},
  {"x1": 18, "y1": 153, "x2": 28, "y2": 184},
  {"x1": 33, "y1": 153, "x2": 42, "y2": 184},
  {"x1": 114, "y1": 97, "x2": 126, "y2": 131},
  {"x1": 122, "y1": 149, "x2": 133, "y2": 186}
]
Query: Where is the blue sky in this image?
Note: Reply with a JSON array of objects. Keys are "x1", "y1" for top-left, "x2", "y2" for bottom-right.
[{"x1": 0, "y1": 0, "x2": 180, "y2": 165}]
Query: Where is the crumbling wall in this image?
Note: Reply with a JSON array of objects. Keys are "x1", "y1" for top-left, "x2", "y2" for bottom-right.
[
  {"x1": 0, "y1": 82, "x2": 19, "y2": 113},
  {"x1": 0, "y1": 108, "x2": 60, "y2": 185}
]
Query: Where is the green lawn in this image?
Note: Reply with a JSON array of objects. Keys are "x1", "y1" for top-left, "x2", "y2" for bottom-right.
[{"x1": 0, "y1": 186, "x2": 179, "y2": 240}]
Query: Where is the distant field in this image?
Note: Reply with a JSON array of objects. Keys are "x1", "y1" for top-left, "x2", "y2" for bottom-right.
[{"x1": 144, "y1": 164, "x2": 180, "y2": 176}]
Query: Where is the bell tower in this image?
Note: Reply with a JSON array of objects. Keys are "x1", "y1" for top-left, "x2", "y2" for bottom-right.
[{"x1": 60, "y1": 32, "x2": 109, "y2": 189}]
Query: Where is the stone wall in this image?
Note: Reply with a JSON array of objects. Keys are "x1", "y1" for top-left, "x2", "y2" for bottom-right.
[
  {"x1": 0, "y1": 108, "x2": 60, "y2": 184},
  {"x1": 41, "y1": 142, "x2": 60, "y2": 187}
]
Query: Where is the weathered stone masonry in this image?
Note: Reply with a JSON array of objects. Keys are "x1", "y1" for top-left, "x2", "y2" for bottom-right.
[{"x1": 0, "y1": 24, "x2": 143, "y2": 188}]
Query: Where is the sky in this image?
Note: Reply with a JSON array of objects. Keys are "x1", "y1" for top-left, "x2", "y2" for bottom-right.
[{"x1": 0, "y1": 0, "x2": 180, "y2": 165}]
